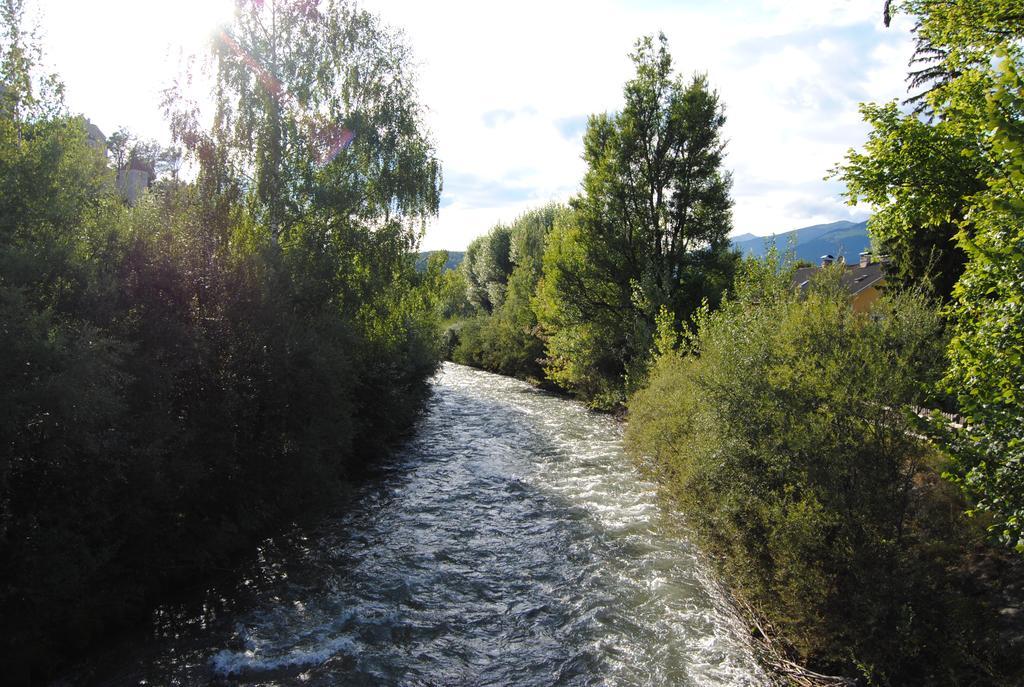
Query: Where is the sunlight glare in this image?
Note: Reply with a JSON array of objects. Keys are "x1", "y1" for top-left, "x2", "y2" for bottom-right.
[{"x1": 149, "y1": 0, "x2": 235, "y2": 52}]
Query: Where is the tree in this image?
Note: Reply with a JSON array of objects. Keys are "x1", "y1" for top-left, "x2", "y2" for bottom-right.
[
  {"x1": 536, "y1": 34, "x2": 736, "y2": 406},
  {"x1": 156, "y1": 145, "x2": 183, "y2": 181},
  {"x1": 888, "y1": 0, "x2": 1024, "y2": 112},
  {"x1": 1, "y1": 2, "x2": 446, "y2": 679},
  {"x1": 839, "y1": 0, "x2": 1024, "y2": 548},
  {"x1": 0, "y1": 0, "x2": 62, "y2": 127},
  {"x1": 841, "y1": 0, "x2": 1024, "y2": 551},
  {"x1": 509, "y1": 202, "x2": 559, "y2": 271},
  {"x1": 461, "y1": 224, "x2": 512, "y2": 312},
  {"x1": 838, "y1": 1, "x2": 1024, "y2": 300},
  {"x1": 834, "y1": 101, "x2": 987, "y2": 298},
  {"x1": 451, "y1": 205, "x2": 563, "y2": 380},
  {"x1": 168, "y1": 0, "x2": 440, "y2": 244},
  {"x1": 105, "y1": 126, "x2": 133, "y2": 172},
  {"x1": 942, "y1": 56, "x2": 1024, "y2": 552}
]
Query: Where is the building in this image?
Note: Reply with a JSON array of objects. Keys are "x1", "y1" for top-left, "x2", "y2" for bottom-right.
[
  {"x1": 85, "y1": 119, "x2": 106, "y2": 150},
  {"x1": 83, "y1": 121, "x2": 154, "y2": 205},
  {"x1": 116, "y1": 166, "x2": 152, "y2": 205},
  {"x1": 791, "y1": 252, "x2": 886, "y2": 313}
]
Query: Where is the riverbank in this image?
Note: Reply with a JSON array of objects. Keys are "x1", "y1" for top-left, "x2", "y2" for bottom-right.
[{"x1": 15, "y1": 375, "x2": 436, "y2": 687}]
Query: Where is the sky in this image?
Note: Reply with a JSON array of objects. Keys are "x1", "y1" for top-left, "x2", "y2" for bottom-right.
[{"x1": 34, "y1": 0, "x2": 916, "y2": 250}]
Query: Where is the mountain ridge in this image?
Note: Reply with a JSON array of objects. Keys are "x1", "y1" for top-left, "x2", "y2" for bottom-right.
[
  {"x1": 420, "y1": 219, "x2": 872, "y2": 271},
  {"x1": 731, "y1": 220, "x2": 870, "y2": 264}
]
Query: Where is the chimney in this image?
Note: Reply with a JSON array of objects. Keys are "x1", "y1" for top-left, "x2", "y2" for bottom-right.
[
  {"x1": 820, "y1": 254, "x2": 835, "y2": 267},
  {"x1": 859, "y1": 251, "x2": 871, "y2": 268}
]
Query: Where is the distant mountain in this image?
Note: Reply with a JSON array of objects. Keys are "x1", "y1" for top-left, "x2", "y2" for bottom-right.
[
  {"x1": 418, "y1": 221, "x2": 868, "y2": 274},
  {"x1": 730, "y1": 232, "x2": 758, "y2": 243},
  {"x1": 415, "y1": 250, "x2": 465, "y2": 272},
  {"x1": 732, "y1": 220, "x2": 870, "y2": 265}
]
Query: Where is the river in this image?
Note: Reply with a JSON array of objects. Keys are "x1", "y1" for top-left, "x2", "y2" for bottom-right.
[{"x1": 59, "y1": 362, "x2": 766, "y2": 686}]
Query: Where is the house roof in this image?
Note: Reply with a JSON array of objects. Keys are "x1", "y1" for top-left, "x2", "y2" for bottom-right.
[{"x1": 792, "y1": 262, "x2": 886, "y2": 297}]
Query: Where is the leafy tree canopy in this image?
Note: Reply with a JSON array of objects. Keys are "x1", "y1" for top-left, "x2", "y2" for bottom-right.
[
  {"x1": 841, "y1": 0, "x2": 1024, "y2": 550},
  {"x1": 536, "y1": 34, "x2": 736, "y2": 406}
]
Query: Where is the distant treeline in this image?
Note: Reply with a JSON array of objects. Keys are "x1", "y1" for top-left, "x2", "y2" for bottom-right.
[
  {"x1": 0, "y1": 1, "x2": 448, "y2": 682},
  {"x1": 446, "y1": 8, "x2": 1024, "y2": 684}
]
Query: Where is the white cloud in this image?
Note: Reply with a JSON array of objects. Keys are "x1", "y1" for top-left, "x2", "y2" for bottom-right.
[{"x1": 32, "y1": 0, "x2": 917, "y2": 250}]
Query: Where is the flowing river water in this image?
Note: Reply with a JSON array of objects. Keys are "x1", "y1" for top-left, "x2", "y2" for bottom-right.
[{"x1": 60, "y1": 363, "x2": 766, "y2": 686}]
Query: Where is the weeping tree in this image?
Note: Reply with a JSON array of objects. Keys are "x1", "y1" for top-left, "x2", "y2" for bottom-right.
[{"x1": 167, "y1": 0, "x2": 441, "y2": 246}]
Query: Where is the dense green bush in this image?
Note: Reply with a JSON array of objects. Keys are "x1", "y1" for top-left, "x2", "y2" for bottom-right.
[
  {"x1": 0, "y1": 2, "x2": 444, "y2": 681},
  {"x1": 627, "y1": 259, "x2": 1013, "y2": 684},
  {"x1": 0, "y1": 121, "x2": 442, "y2": 683}
]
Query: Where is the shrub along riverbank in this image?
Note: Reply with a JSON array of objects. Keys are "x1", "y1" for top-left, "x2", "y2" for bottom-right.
[
  {"x1": 627, "y1": 260, "x2": 1022, "y2": 684},
  {"x1": 0, "y1": 2, "x2": 446, "y2": 682}
]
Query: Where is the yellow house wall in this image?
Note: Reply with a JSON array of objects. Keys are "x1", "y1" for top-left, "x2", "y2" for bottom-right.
[{"x1": 851, "y1": 283, "x2": 883, "y2": 313}]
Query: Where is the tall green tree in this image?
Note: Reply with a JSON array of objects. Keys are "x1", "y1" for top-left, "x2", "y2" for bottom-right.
[
  {"x1": 943, "y1": 56, "x2": 1024, "y2": 552},
  {"x1": 536, "y1": 34, "x2": 736, "y2": 406}
]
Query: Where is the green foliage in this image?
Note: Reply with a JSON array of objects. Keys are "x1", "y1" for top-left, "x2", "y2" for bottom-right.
[
  {"x1": 0, "y1": 0, "x2": 63, "y2": 124},
  {"x1": 840, "y1": 0, "x2": 1024, "y2": 553},
  {"x1": 626, "y1": 259, "x2": 1013, "y2": 683},
  {"x1": 451, "y1": 205, "x2": 562, "y2": 381},
  {"x1": 536, "y1": 34, "x2": 737, "y2": 407},
  {"x1": 836, "y1": 1, "x2": 1024, "y2": 300},
  {"x1": 447, "y1": 39, "x2": 737, "y2": 409},
  {"x1": 452, "y1": 264, "x2": 545, "y2": 380},
  {"x1": 0, "y1": 1, "x2": 443, "y2": 680},
  {"x1": 462, "y1": 224, "x2": 513, "y2": 312},
  {"x1": 895, "y1": 0, "x2": 1024, "y2": 107},
  {"x1": 942, "y1": 56, "x2": 1024, "y2": 552},
  {"x1": 834, "y1": 101, "x2": 986, "y2": 298},
  {"x1": 509, "y1": 202, "x2": 559, "y2": 271},
  {"x1": 166, "y1": 0, "x2": 440, "y2": 243},
  {"x1": 533, "y1": 210, "x2": 627, "y2": 405}
]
